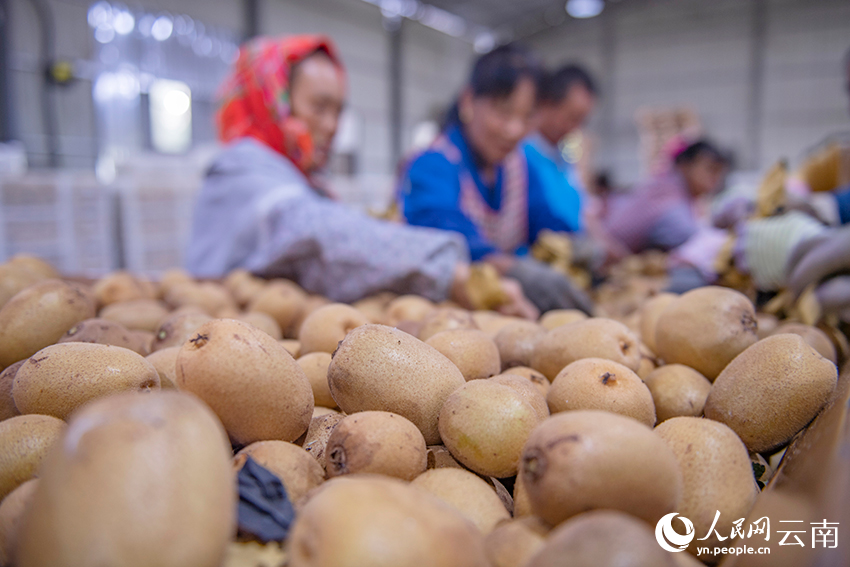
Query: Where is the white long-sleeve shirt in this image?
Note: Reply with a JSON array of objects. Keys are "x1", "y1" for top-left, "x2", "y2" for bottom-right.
[{"x1": 186, "y1": 139, "x2": 468, "y2": 302}]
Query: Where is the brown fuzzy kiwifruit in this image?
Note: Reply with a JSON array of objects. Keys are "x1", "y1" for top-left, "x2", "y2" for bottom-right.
[
  {"x1": 0, "y1": 415, "x2": 65, "y2": 501},
  {"x1": 418, "y1": 307, "x2": 478, "y2": 341},
  {"x1": 411, "y1": 468, "x2": 510, "y2": 534},
  {"x1": 234, "y1": 441, "x2": 324, "y2": 503},
  {"x1": 0, "y1": 280, "x2": 96, "y2": 369},
  {"x1": 494, "y1": 321, "x2": 546, "y2": 370},
  {"x1": 326, "y1": 411, "x2": 426, "y2": 481},
  {"x1": 495, "y1": 366, "x2": 550, "y2": 398},
  {"x1": 152, "y1": 312, "x2": 213, "y2": 351},
  {"x1": 547, "y1": 358, "x2": 656, "y2": 426},
  {"x1": 520, "y1": 410, "x2": 682, "y2": 527},
  {"x1": 298, "y1": 303, "x2": 370, "y2": 355},
  {"x1": 0, "y1": 361, "x2": 24, "y2": 421},
  {"x1": 426, "y1": 329, "x2": 501, "y2": 381},
  {"x1": 703, "y1": 333, "x2": 838, "y2": 453},
  {"x1": 643, "y1": 364, "x2": 711, "y2": 423},
  {"x1": 297, "y1": 352, "x2": 336, "y2": 409},
  {"x1": 13, "y1": 343, "x2": 160, "y2": 420},
  {"x1": 59, "y1": 318, "x2": 149, "y2": 355},
  {"x1": 530, "y1": 318, "x2": 640, "y2": 381},
  {"x1": 538, "y1": 309, "x2": 587, "y2": 330},
  {"x1": 327, "y1": 324, "x2": 464, "y2": 445},
  {"x1": 175, "y1": 319, "x2": 314, "y2": 445},
  {"x1": 525, "y1": 510, "x2": 676, "y2": 567},
  {"x1": 770, "y1": 322, "x2": 837, "y2": 363},
  {"x1": 655, "y1": 286, "x2": 758, "y2": 380},
  {"x1": 302, "y1": 413, "x2": 345, "y2": 470},
  {"x1": 439, "y1": 380, "x2": 540, "y2": 478}
]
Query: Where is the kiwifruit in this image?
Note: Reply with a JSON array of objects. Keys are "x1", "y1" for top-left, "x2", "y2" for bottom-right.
[
  {"x1": 145, "y1": 346, "x2": 180, "y2": 389},
  {"x1": 471, "y1": 312, "x2": 520, "y2": 338},
  {"x1": 531, "y1": 318, "x2": 641, "y2": 381},
  {"x1": 99, "y1": 299, "x2": 170, "y2": 332},
  {"x1": 547, "y1": 358, "x2": 655, "y2": 426},
  {"x1": 326, "y1": 411, "x2": 427, "y2": 481},
  {"x1": 418, "y1": 307, "x2": 478, "y2": 341},
  {"x1": 302, "y1": 413, "x2": 344, "y2": 470},
  {"x1": 151, "y1": 312, "x2": 213, "y2": 351},
  {"x1": 643, "y1": 364, "x2": 711, "y2": 423},
  {"x1": 164, "y1": 281, "x2": 238, "y2": 317},
  {"x1": 538, "y1": 309, "x2": 587, "y2": 330},
  {"x1": 704, "y1": 333, "x2": 838, "y2": 453},
  {"x1": 655, "y1": 417, "x2": 759, "y2": 554},
  {"x1": 525, "y1": 510, "x2": 677, "y2": 567},
  {"x1": 236, "y1": 311, "x2": 283, "y2": 340},
  {"x1": 16, "y1": 391, "x2": 236, "y2": 567},
  {"x1": 0, "y1": 361, "x2": 24, "y2": 421},
  {"x1": 352, "y1": 292, "x2": 396, "y2": 324},
  {"x1": 175, "y1": 319, "x2": 314, "y2": 445},
  {"x1": 299, "y1": 303, "x2": 370, "y2": 355},
  {"x1": 58, "y1": 318, "x2": 149, "y2": 355},
  {"x1": 327, "y1": 324, "x2": 464, "y2": 445},
  {"x1": 655, "y1": 286, "x2": 758, "y2": 380},
  {"x1": 0, "y1": 280, "x2": 96, "y2": 369},
  {"x1": 426, "y1": 445, "x2": 464, "y2": 470},
  {"x1": 297, "y1": 352, "x2": 336, "y2": 409},
  {"x1": 512, "y1": 466, "x2": 532, "y2": 517},
  {"x1": 13, "y1": 343, "x2": 159, "y2": 419},
  {"x1": 520, "y1": 410, "x2": 682, "y2": 526},
  {"x1": 770, "y1": 322, "x2": 837, "y2": 363},
  {"x1": 248, "y1": 281, "x2": 307, "y2": 339},
  {"x1": 637, "y1": 292, "x2": 677, "y2": 353},
  {"x1": 0, "y1": 478, "x2": 37, "y2": 566},
  {"x1": 494, "y1": 321, "x2": 546, "y2": 370},
  {"x1": 484, "y1": 517, "x2": 547, "y2": 567},
  {"x1": 157, "y1": 269, "x2": 194, "y2": 298},
  {"x1": 411, "y1": 468, "x2": 510, "y2": 534},
  {"x1": 0, "y1": 415, "x2": 65, "y2": 501},
  {"x1": 279, "y1": 339, "x2": 301, "y2": 358},
  {"x1": 439, "y1": 380, "x2": 540, "y2": 478},
  {"x1": 6, "y1": 256, "x2": 57, "y2": 279},
  {"x1": 426, "y1": 329, "x2": 501, "y2": 381},
  {"x1": 495, "y1": 366, "x2": 550, "y2": 398},
  {"x1": 234, "y1": 441, "x2": 324, "y2": 503},
  {"x1": 0, "y1": 263, "x2": 43, "y2": 310},
  {"x1": 289, "y1": 295, "x2": 331, "y2": 339},
  {"x1": 223, "y1": 269, "x2": 266, "y2": 307},
  {"x1": 384, "y1": 295, "x2": 435, "y2": 325},
  {"x1": 286, "y1": 476, "x2": 489, "y2": 567},
  {"x1": 489, "y1": 374, "x2": 549, "y2": 422},
  {"x1": 755, "y1": 312, "x2": 779, "y2": 339},
  {"x1": 92, "y1": 271, "x2": 156, "y2": 307}
]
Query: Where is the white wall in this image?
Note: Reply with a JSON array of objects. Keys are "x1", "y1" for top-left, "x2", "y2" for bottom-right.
[
  {"x1": 528, "y1": 0, "x2": 850, "y2": 187},
  {"x1": 6, "y1": 0, "x2": 475, "y2": 173}
]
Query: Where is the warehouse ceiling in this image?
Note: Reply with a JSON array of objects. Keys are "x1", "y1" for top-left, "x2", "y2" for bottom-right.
[{"x1": 424, "y1": 0, "x2": 620, "y2": 39}]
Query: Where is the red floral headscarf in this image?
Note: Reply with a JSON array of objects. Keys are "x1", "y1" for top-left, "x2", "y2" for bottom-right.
[{"x1": 216, "y1": 35, "x2": 345, "y2": 174}]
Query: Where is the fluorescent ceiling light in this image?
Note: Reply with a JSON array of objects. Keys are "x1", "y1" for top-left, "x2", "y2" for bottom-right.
[{"x1": 566, "y1": 0, "x2": 604, "y2": 19}]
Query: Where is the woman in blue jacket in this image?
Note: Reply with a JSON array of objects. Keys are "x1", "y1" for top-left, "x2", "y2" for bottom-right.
[{"x1": 399, "y1": 45, "x2": 592, "y2": 314}]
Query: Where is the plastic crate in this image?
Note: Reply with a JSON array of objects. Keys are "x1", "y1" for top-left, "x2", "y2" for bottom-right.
[
  {"x1": 118, "y1": 174, "x2": 200, "y2": 277},
  {"x1": 0, "y1": 172, "x2": 119, "y2": 275}
]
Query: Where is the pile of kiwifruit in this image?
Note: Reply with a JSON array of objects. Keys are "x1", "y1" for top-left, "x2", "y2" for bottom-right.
[{"x1": 0, "y1": 253, "x2": 844, "y2": 567}]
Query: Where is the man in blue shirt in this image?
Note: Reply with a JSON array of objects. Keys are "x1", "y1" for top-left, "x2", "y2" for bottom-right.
[{"x1": 525, "y1": 65, "x2": 598, "y2": 232}]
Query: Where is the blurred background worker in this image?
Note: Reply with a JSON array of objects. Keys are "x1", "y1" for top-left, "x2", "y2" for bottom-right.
[
  {"x1": 603, "y1": 139, "x2": 730, "y2": 254},
  {"x1": 399, "y1": 45, "x2": 593, "y2": 314},
  {"x1": 524, "y1": 64, "x2": 597, "y2": 234},
  {"x1": 185, "y1": 35, "x2": 535, "y2": 317}
]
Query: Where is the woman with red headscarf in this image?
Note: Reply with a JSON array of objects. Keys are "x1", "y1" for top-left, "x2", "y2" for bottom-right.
[{"x1": 186, "y1": 35, "x2": 536, "y2": 315}]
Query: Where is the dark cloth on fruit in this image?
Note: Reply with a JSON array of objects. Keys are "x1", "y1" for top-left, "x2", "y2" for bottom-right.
[{"x1": 237, "y1": 456, "x2": 296, "y2": 543}]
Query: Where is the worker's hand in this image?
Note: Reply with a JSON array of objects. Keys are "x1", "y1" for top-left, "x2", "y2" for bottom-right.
[
  {"x1": 787, "y1": 227, "x2": 850, "y2": 297},
  {"x1": 494, "y1": 278, "x2": 539, "y2": 320},
  {"x1": 506, "y1": 257, "x2": 594, "y2": 315},
  {"x1": 449, "y1": 262, "x2": 538, "y2": 320}
]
